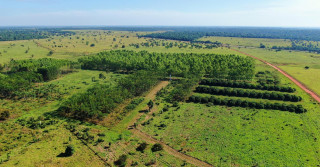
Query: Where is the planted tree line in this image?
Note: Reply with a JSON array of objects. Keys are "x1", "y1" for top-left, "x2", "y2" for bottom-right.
[
  {"x1": 200, "y1": 79, "x2": 296, "y2": 93},
  {"x1": 188, "y1": 95, "x2": 306, "y2": 113},
  {"x1": 196, "y1": 86, "x2": 302, "y2": 102}
]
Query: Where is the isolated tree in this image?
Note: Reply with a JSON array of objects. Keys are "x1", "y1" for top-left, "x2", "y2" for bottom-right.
[
  {"x1": 0, "y1": 110, "x2": 10, "y2": 120},
  {"x1": 305, "y1": 66, "x2": 310, "y2": 69},
  {"x1": 259, "y1": 43, "x2": 266, "y2": 48},
  {"x1": 90, "y1": 43, "x2": 95, "y2": 47},
  {"x1": 114, "y1": 154, "x2": 127, "y2": 167},
  {"x1": 151, "y1": 143, "x2": 163, "y2": 152},
  {"x1": 136, "y1": 142, "x2": 148, "y2": 153},
  {"x1": 99, "y1": 73, "x2": 106, "y2": 80},
  {"x1": 147, "y1": 100, "x2": 154, "y2": 112},
  {"x1": 47, "y1": 50, "x2": 54, "y2": 56},
  {"x1": 64, "y1": 145, "x2": 75, "y2": 156}
]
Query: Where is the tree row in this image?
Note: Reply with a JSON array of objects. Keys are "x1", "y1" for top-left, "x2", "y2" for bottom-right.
[
  {"x1": 196, "y1": 86, "x2": 302, "y2": 102},
  {"x1": 200, "y1": 79, "x2": 296, "y2": 93},
  {"x1": 188, "y1": 95, "x2": 306, "y2": 113}
]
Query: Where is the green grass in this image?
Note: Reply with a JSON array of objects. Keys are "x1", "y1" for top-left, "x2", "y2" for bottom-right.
[
  {"x1": 139, "y1": 60, "x2": 320, "y2": 166},
  {"x1": 0, "y1": 40, "x2": 50, "y2": 64},
  {"x1": 1, "y1": 30, "x2": 320, "y2": 166},
  {"x1": 141, "y1": 101, "x2": 320, "y2": 166},
  {"x1": 199, "y1": 35, "x2": 320, "y2": 96},
  {"x1": 0, "y1": 124, "x2": 106, "y2": 167},
  {"x1": 279, "y1": 66, "x2": 320, "y2": 96}
]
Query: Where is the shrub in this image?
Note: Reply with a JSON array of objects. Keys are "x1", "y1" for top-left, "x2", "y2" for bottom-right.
[
  {"x1": 64, "y1": 145, "x2": 75, "y2": 157},
  {"x1": 0, "y1": 110, "x2": 10, "y2": 120},
  {"x1": 136, "y1": 142, "x2": 148, "y2": 153},
  {"x1": 114, "y1": 154, "x2": 127, "y2": 167},
  {"x1": 151, "y1": 143, "x2": 163, "y2": 152}
]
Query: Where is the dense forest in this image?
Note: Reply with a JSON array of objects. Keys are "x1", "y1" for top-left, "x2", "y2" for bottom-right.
[
  {"x1": 140, "y1": 27, "x2": 320, "y2": 41},
  {"x1": 0, "y1": 29, "x2": 75, "y2": 41},
  {"x1": 78, "y1": 50, "x2": 255, "y2": 80}
]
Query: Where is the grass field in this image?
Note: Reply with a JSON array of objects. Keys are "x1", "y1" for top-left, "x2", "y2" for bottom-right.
[
  {"x1": 139, "y1": 62, "x2": 320, "y2": 166},
  {"x1": 200, "y1": 36, "x2": 320, "y2": 100},
  {"x1": 1, "y1": 30, "x2": 320, "y2": 166},
  {"x1": 0, "y1": 40, "x2": 50, "y2": 64}
]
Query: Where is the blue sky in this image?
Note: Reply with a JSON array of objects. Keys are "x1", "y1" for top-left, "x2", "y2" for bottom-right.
[{"x1": 1, "y1": 0, "x2": 319, "y2": 27}]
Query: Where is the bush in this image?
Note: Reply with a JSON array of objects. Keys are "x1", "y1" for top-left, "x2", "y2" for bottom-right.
[
  {"x1": 200, "y1": 79, "x2": 295, "y2": 93},
  {"x1": 64, "y1": 145, "x2": 75, "y2": 157},
  {"x1": 188, "y1": 95, "x2": 306, "y2": 113},
  {"x1": 136, "y1": 142, "x2": 148, "y2": 153},
  {"x1": 195, "y1": 85, "x2": 301, "y2": 102},
  {"x1": 114, "y1": 154, "x2": 127, "y2": 167},
  {"x1": 151, "y1": 143, "x2": 163, "y2": 152},
  {"x1": 0, "y1": 110, "x2": 10, "y2": 120}
]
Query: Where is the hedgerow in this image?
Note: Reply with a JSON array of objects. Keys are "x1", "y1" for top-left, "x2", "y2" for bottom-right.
[
  {"x1": 188, "y1": 95, "x2": 306, "y2": 113},
  {"x1": 200, "y1": 79, "x2": 296, "y2": 93},
  {"x1": 196, "y1": 86, "x2": 302, "y2": 102}
]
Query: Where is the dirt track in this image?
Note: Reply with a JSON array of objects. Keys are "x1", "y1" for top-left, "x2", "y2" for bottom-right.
[
  {"x1": 129, "y1": 81, "x2": 213, "y2": 167},
  {"x1": 231, "y1": 48, "x2": 320, "y2": 103}
]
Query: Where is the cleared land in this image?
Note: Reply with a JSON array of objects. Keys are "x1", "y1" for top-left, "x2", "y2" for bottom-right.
[{"x1": 1, "y1": 30, "x2": 320, "y2": 167}]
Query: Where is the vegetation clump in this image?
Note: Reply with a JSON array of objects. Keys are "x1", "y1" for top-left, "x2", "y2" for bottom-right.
[{"x1": 151, "y1": 143, "x2": 163, "y2": 152}]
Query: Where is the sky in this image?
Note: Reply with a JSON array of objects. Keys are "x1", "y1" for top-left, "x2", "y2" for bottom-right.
[{"x1": 0, "y1": 0, "x2": 320, "y2": 27}]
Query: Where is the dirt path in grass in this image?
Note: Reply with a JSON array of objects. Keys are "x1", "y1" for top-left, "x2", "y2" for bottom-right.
[
  {"x1": 132, "y1": 128, "x2": 213, "y2": 167},
  {"x1": 128, "y1": 81, "x2": 213, "y2": 167},
  {"x1": 230, "y1": 48, "x2": 320, "y2": 103},
  {"x1": 126, "y1": 81, "x2": 169, "y2": 127}
]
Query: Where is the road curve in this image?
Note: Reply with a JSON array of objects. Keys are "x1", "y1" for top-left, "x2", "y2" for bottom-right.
[{"x1": 231, "y1": 48, "x2": 320, "y2": 103}]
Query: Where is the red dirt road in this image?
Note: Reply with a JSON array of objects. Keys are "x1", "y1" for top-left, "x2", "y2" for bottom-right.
[{"x1": 231, "y1": 48, "x2": 320, "y2": 103}]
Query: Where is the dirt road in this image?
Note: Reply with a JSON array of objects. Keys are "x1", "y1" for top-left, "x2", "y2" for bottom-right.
[
  {"x1": 231, "y1": 48, "x2": 320, "y2": 103},
  {"x1": 129, "y1": 81, "x2": 214, "y2": 167}
]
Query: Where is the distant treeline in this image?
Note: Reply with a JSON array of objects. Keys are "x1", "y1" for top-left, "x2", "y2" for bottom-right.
[
  {"x1": 272, "y1": 42, "x2": 320, "y2": 53},
  {"x1": 58, "y1": 71, "x2": 160, "y2": 121},
  {"x1": 139, "y1": 27, "x2": 320, "y2": 41},
  {"x1": 79, "y1": 50, "x2": 255, "y2": 80},
  {"x1": 0, "y1": 29, "x2": 75, "y2": 41},
  {"x1": 0, "y1": 58, "x2": 77, "y2": 98}
]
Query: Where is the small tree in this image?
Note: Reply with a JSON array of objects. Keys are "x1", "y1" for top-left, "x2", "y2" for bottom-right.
[
  {"x1": 305, "y1": 66, "x2": 310, "y2": 70},
  {"x1": 151, "y1": 143, "x2": 163, "y2": 152},
  {"x1": 147, "y1": 100, "x2": 154, "y2": 112},
  {"x1": 64, "y1": 145, "x2": 75, "y2": 156},
  {"x1": 0, "y1": 110, "x2": 10, "y2": 120},
  {"x1": 259, "y1": 43, "x2": 266, "y2": 48},
  {"x1": 99, "y1": 73, "x2": 106, "y2": 80},
  {"x1": 136, "y1": 142, "x2": 148, "y2": 153},
  {"x1": 47, "y1": 50, "x2": 54, "y2": 56},
  {"x1": 114, "y1": 154, "x2": 127, "y2": 167},
  {"x1": 90, "y1": 43, "x2": 95, "y2": 47}
]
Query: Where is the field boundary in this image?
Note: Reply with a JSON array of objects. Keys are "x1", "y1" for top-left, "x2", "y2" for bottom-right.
[{"x1": 230, "y1": 48, "x2": 320, "y2": 103}]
